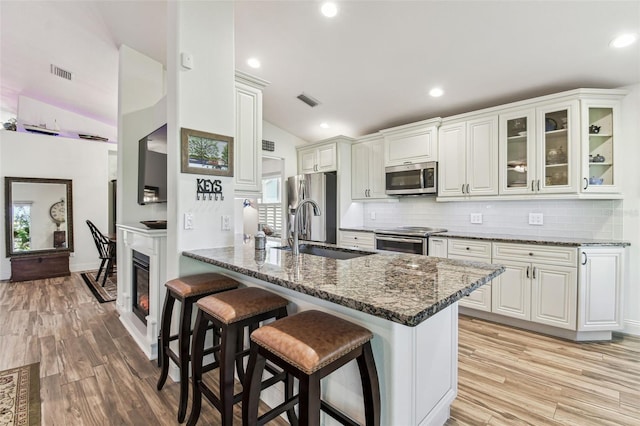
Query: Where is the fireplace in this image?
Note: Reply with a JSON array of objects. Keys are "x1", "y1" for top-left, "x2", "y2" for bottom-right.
[{"x1": 132, "y1": 250, "x2": 150, "y2": 325}]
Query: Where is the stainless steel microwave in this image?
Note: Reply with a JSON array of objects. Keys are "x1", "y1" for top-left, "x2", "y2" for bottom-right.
[{"x1": 385, "y1": 161, "x2": 437, "y2": 195}]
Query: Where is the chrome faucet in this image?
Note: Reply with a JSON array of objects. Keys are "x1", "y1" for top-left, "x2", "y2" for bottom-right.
[{"x1": 291, "y1": 199, "x2": 321, "y2": 255}]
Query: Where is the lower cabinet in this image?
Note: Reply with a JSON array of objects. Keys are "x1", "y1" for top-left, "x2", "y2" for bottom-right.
[
  {"x1": 448, "y1": 239, "x2": 492, "y2": 312},
  {"x1": 339, "y1": 230, "x2": 375, "y2": 251},
  {"x1": 447, "y1": 237, "x2": 624, "y2": 340}
]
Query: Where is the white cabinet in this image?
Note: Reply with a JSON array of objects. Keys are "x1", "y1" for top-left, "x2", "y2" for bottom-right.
[
  {"x1": 339, "y1": 230, "x2": 375, "y2": 250},
  {"x1": 448, "y1": 239, "x2": 492, "y2": 312},
  {"x1": 492, "y1": 243, "x2": 577, "y2": 330},
  {"x1": 499, "y1": 108, "x2": 536, "y2": 194},
  {"x1": 234, "y1": 72, "x2": 268, "y2": 194},
  {"x1": 578, "y1": 247, "x2": 624, "y2": 331},
  {"x1": 298, "y1": 142, "x2": 337, "y2": 173},
  {"x1": 352, "y1": 135, "x2": 387, "y2": 200},
  {"x1": 580, "y1": 98, "x2": 622, "y2": 194},
  {"x1": 438, "y1": 114, "x2": 498, "y2": 198},
  {"x1": 428, "y1": 237, "x2": 448, "y2": 258},
  {"x1": 380, "y1": 118, "x2": 440, "y2": 166}
]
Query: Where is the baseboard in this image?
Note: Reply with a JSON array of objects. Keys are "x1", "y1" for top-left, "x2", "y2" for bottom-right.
[{"x1": 622, "y1": 319, "x2": 640, "y2": 336}]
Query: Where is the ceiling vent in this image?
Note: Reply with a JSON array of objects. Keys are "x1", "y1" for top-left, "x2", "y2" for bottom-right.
[
  {"x1": 296, "y1": 93, "x2": 320, "y2": 108},
  {"x1": 50, "y1": 64, "x2": 72, "y2": 81}
]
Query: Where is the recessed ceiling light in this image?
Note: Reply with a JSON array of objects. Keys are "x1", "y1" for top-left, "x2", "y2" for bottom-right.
[
  {"x1": 320, "y1": 122, "x2": 330, "y2": 129},
  {"x1": 610, "y1": 33, "x2": 637, "y2": 48},
  {"x1": 321, "y1": 2, "x2": 338, "y2": 18},
  {"x1": 247, "y1": 58, "x2": 261, "y2": 68},
  {"x1": 429, "y1": 88, "x2": 444, "y2": 97}
]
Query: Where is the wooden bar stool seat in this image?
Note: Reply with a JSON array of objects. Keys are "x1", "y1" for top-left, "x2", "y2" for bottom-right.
[
  {"x1": 156, "y1": 273, "x2": 240, "y2": 423},
  {"x1": 187, "y1": 287, "x2": 296, "y2": 426},
  {"x1": 243, "y1": 310, "x2": 381, "y2": 426}
]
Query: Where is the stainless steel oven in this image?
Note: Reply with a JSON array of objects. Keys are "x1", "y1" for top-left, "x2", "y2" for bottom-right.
[{"x1": 374, "y1": 226, "x2": 447, "y2": 255}]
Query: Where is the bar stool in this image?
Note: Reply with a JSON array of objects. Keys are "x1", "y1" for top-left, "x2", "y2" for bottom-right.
[
  {"x1": 243, "y1": 310, "x2": 381, "y2": 426},
  {"x1": 156, "y1": 273, "x2": 240, "y2": 423},
  {"x1": 187, "y1": 287, "x2": 297, "y2": 426}
]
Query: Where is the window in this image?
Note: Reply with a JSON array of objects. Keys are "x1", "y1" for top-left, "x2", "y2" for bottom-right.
[
  {"x1": 258, "y1": 176, "x2": 283, "y2": 235},
  {"x1": 261, "y1": 176, "x2": 281, "y2": 203},
  {"x1": 12, "y1": 203, "x2": 32, "y2": 251}
]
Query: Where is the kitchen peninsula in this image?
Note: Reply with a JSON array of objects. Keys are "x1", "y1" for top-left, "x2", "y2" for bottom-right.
[{"x1": 183, "y1": 242, "x2": 504, "y2": 426}]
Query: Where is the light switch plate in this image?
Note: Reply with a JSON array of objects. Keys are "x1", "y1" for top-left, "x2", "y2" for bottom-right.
[
  {"x1": 529, "y1": 213, "x2": 543, "y2": 225},
  {"x1": 470, "y1": 213, "x2": 483, "y2": 224},
  {"x1": 184, "y1": 213, "x2": 194, "y2": 230},
  {"x1": 221, "y1": 215, "x2": 231, "y2": 231},
  {"x1": 181, "y1": 52, "x2": 193, "y2": 69}
]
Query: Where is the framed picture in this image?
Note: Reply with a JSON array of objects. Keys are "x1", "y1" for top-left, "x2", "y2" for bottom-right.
[{"x1": 180, "y1": 127, "x2": 234, "y2": 176}]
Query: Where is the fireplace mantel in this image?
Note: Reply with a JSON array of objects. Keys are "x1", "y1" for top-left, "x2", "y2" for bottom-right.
[{"x1": 116, "y1": 223, "x2": 167, "y2": 360}]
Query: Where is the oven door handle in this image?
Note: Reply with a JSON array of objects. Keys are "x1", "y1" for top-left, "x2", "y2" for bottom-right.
[{"x1": 375, "y1": 235, "x2": 425, "y2": 244}]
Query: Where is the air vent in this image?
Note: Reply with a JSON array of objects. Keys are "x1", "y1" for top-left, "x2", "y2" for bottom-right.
[
  {"x1": 262, "y1": 140, "x2": 275, "y2": 152},
  {"x1": 50, "y1": 64, "x2": 72, "y2": 81},
  {"x1": 296, "y1": 93, "x2": 320, "y2": 108}
]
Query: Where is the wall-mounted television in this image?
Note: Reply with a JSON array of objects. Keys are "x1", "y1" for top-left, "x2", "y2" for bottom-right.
[{"x1": 138, "y1": 124, "x2": 168, "y2": 205}]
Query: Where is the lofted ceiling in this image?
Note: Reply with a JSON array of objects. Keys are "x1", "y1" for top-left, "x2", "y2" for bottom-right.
[{"x1": 1, "y1": 1, "x2": 639, "y2": 143}]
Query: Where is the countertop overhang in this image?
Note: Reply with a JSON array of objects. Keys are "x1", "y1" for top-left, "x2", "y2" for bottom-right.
[{"x1": 182, "y1": 242, "x2": 504, "y2": 327}]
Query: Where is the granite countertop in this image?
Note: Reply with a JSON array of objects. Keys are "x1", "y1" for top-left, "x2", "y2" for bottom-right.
[
  {"x1": 338, "y1": 227, "x2": 629, "y2": 247},
  {"x1": 182, "y1": 242, "x2": 504, "y2": 327},
  {"x1": 440, "y1": 231, "x2": 630, "y2": 247}
]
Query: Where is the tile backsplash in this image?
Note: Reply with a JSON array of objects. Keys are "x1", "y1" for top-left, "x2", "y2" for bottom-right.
[{"x1": 362, "y1": 198, "x2": 624, "y2": 240}]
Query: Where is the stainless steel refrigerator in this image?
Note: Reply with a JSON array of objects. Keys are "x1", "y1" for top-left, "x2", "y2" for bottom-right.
[{"x1": 287, "y1": 172, "x2": 337, "y2": 244}]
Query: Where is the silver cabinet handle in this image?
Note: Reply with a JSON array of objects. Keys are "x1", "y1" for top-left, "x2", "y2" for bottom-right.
[
  {"x1": 581, "y1": 252, "x2": 588, "y2": 265},
  {"x1": 583, "y1": 177, "x2": 589, "y2": 190},
  {"x1": 461, "y1": 184, "x2": 465, "y2": 194},
  {"x1": 526, "y1": 266, "x2": 530, "y2": 279},
  {"x1": 531, "y1": 180, "x2": 535, "y2": 192},
  {"x1": 537, "y1": 180, "x2": 541, "y2": 191},
  {"x1": 466, "y1": 183, "x2": 470, "y2": 194},
  {"x1": 532, "y1": 267, "x2": 537, "y2": 279}
]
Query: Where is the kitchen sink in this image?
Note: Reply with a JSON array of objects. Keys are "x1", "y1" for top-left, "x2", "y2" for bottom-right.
[{"x1": 274, "y1": 244, "x2": 374, "y2": 260}]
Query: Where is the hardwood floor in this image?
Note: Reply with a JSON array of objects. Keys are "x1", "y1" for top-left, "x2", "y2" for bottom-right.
[{"x1": 0, "y1": 273, "x2": 638, "y2": 425}]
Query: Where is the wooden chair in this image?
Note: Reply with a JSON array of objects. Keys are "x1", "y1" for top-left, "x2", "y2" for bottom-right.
[{"x1": 86, "y1": 220, "x2": 116, "y2": 287}]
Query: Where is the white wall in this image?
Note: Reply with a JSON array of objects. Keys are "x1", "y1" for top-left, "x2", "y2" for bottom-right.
[
  {"x1": 0, "y1": 130, "x2": 115, "y2": 279},
  {"x1": 263, "y1": 120, "x2": 307, "y2": 179}
]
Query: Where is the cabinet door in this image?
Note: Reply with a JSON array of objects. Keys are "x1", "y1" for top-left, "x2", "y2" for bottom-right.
[
  {"x1": 438, "y1": 122, "x2": 466, "y2": 197},
  {"x1": 578, "y1": 248, "x2": 624, "y2": 331},
  {"x1": 581, "y1": 100, "x2": 620, "y2": 194},
  {"x1": 234, "y1": 82, "x2": 262, "y2": 192},
  {"x1": 368, "y1": 138, "x2": 388, "y2": 198},
  {"x1": 316, "y1": 143, "x2": 337, "y2": 172},
  {"x1": 531, "y1": 264, "x2": 577, "y2": 330},
  {"x1": 466, "y1": 115, "x2": 499, "y2": 196},
  {"x1": 351, "y1": 142, "x2": 370, "y2": 199},
  {"x1": 384, "y1": 125, "x2": 438, "y2": 166},
  {"x1": 536, "y1": 101, "x2": 579, "y2": 194},
  {"x1": 428, "y1": 237, "x2": 448, "y2": 258},
  {"x1": 499, "y1": 108, "x2": 536, "y2": 195},
  {"x1": 339, "y1": 231, "x2": 375, "y2": 250},
  {"x1": 298, "y1": 147, "x2": 317, "y2": 174},
  {"x1": 491, "y1": 260, "x2": 531, "y2": 320}
]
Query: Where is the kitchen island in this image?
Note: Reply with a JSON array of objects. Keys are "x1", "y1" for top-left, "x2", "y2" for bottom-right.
[{"x1": 183, "y1": 242, "x2": 504, "y2": 426}]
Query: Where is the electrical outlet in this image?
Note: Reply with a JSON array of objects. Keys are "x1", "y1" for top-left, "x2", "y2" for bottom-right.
[
  {"x1": 221, "y1": 215, "x2": 231, "y2": 231},
  {"x1": 470, "y1": 213, "x2": 483, "y2": 224},
  {"x1": 370, "y1": 211, "x2": 376, "y2": 220},
  {"x1": 184, "y1": 213, "x2": 194, "y2": 230},
  {"x1": 529, "y1": 213, "x2": 544, "y2": 226}
]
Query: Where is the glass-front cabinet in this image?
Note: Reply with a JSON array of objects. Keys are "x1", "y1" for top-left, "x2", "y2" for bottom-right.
[
  {"x1": 499, "y1": 109, "x2": 535, "y2": 194},
  {"x1": 536, "y1": 101, "x2": 579, "y2": 194},
  {"x1": 581, "y1": 99, "x2": 620, "y2": 193}
]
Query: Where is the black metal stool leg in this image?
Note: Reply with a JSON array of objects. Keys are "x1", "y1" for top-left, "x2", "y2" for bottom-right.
[
  {"x1": 157, "y1": 292, "x2": 175, "y2": 390},
  {"x1": 220, "y1": 323, "x2": 239, "y2": 426},
  {"x1": 242, "y1": 344, "x2": 267, "y2": 426},
  {"x1": 187, "y1": 310, "x2": 208, "y2": 426},
  {"x1": 357, "y1": 342, "x2": 381, "y2": 426},
  {"x1": 177, "y1": 299, "x2": 194, "y2": 423}
]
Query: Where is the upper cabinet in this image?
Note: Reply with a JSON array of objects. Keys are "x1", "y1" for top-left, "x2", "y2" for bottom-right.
[
  {"x1": 298, "y1": 142, "x2": 337, "y2": 173},
  {"x1": 234, "y1": 71, "x2": 269, "y2": 194},
  {"x1": 380, "y1": 118, "x2": 440, "y2": 167},
  {"x1": 581, "y1": 98, "x2": 621, "y2": 194},
  {"x1": 499, "y1": 108, "x2": 536, "y2": 194},
  {"x1": 438, "y1": 114, "x2": 498, "y2": 198},
  {"x1": 352, "y1": 134, "x2": 387, "y2": 200}
]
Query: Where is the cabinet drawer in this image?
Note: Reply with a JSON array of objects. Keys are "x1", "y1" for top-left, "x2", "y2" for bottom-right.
[
  {"x1": 493, "y1": 243, "x2": 576, "y2": 267},
  {"x1": 339, "y1": 231, "x2": 374, "y2": 250},
  {"x1": 447, "y1": 239, "x2": 492, "y2": 261}
]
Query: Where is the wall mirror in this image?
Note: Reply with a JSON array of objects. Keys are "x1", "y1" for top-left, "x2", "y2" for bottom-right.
[{"x1": 4, "y1": 177, "x2": 74, "y2": 257}]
